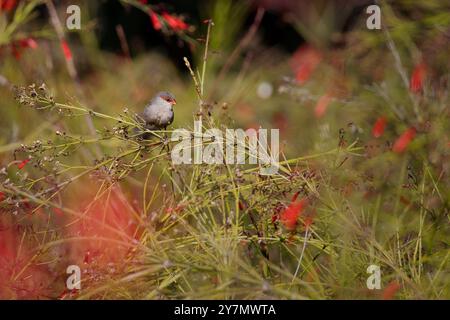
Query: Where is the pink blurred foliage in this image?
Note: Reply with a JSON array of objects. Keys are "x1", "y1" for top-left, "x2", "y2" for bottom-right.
[{"x1": 0, "y1": 216, "x2": 52, "y2": 299}]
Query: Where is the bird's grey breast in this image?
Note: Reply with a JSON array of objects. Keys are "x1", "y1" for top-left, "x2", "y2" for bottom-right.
[{"x1": 143, "y1": 100, "x2": 174, "y2": 127}]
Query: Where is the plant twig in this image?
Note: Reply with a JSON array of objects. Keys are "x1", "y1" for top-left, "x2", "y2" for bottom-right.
[{"x1": 291, "y1": 228, "x2": 309, "y2": 284}]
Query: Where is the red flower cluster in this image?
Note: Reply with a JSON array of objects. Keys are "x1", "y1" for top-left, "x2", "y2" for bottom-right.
[
  {"x1": 281, "y1": 192, "x2": 307, "y2": 230},
  {"x1": 60, "y1": 40, "x2": 72, "y2": 61},
  {"x1": 0, "y1": 215, "x2": 52, "y2": 298},
  {"x1": 0, "y1": 0, "x2": 17, "y2": 12},
  {"x1": 65, "y1": 187, "x2": 140, "y2": 268},
  {"x1": 17, "y1": 158, "x2": 30, "y2": 170},
  {"x1": 290, "y1": 45, "x2": 322, "y2": 84},
  {"x1": 393, "y1": 127, "x2": 416, "y2": 153},
  {"x1": 162, "y1": 12, "x2": 188, "y2": 31},
  {"x1": 315, "y1": 93, "x2": 332, "y2": 118},
  {"x1": 148, "y1": 9, "x2": 189, "y2": 32},
  {"x1": 149, "y1": 10, "x2": 162, "y2": 30},
  {"x1": 372, "y1": 116, "x2": 387, "y2": 138},
  {"x1": 6, "y1": 38, "x2": 38, "y2": 60},
  {"x1": 410, "y1": 63, "x2": 427, "y2": 93}
]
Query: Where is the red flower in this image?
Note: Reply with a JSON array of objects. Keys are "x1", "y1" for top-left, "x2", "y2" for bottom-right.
[
  {"x1": 0, "y1": 192, "x2": 5, "y2": 202},
  {"x1": 162, "y1": 12, "x2": 189, "y2": 31},
  {"x1": 60, "y1": 40, "x2": 72, "y2": 61},
  {"x1": 393, "y1": 127, "x2": 416, "y2": 153},
  {"x1": 19, "y1": 38, "x2": 38, "y2": 49},
  {"x1": 410, "y1": 63, "x2": 426, "y2": 93},
  {"x1": 382, "y1": 281, "x2": 401, "y2": 300},
  {"x1": 149, "y1": 10, "x2": 162, "y2": 30},
  {"x1": 8, "y1": 38, "x2": 38, "y2": 60},
  {"x1": 0, "y1": 0, "x2": 17, "y2": 11},
  {"x1": 0, "y1": 216, "x2": 52, "y2": 298},
  {"x1": 281, "y1": 198, "x2": 307, "y2": 230},
  {"x1": 290, "y1": 45, "x2": 322, "y2": 84},
  {"x1": 65, "y1": 187, "x2": 140, "y2": 267},
  {"x1": 17, "y1": 159, "x2": 30, "y2": 170},
  {"x1": 372, "y1": 116, "x2": 387, "y2": 138},
  {"x1": 315, "y1": 93, "x2": 332, "y2": 118}
]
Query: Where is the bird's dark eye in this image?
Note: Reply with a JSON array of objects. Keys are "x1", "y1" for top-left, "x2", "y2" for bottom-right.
[{"x1": 163, "y1": 97, "x2": 175, "y2": 103}]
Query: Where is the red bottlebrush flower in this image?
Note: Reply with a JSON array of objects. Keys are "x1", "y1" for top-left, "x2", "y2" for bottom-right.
[
  {"x1": 60, "y1": 40, "x2": 72, "y2": 61},
  {"x1": 393, "y1": 127, "x2": 416, "y2": 153},
  {"x1": 382, "y1": 281, "x2": 401, "y2": 300},
  {"x1": 149, "y1": 10, "x2": 162, "y2": 30},
  {"x1": 17, "y1": 159, "x2": 30, "y2": 170},
  {"x1": 410, "y1": 63, "x2": 427, "y2": 93},
  {"x1": 19, "y1": 38, "x2": 38, "y2": 49},
  {"x1": 0, "y1": 216, "x2": 52, "y2": 298},
  {"x1": 290, "y1": 45, "x2": 322, "y2": 84},
  {"x1": 9, "y1": 38, "x2": 37, "y2": 60},
  {"x1": 65, "y1": 187, "x2": 140, "y2": 267},
  {"x1": 0, "y1": 0, "x2": 17, "y2": 11},
  {"x1": 315, "y1": 93, "x2": 332, "y2": 118},
  {"x1": 162, "y1": 12, "x2": 189, "y2": 31},
  {"x1": 372, "y1": 116, "x2": 387, "y2": 138},
  {"x1": 281, "y1": 198, "x2": 307, "y2": 230},
  {"x1": 0, "y1": 192, "x2": 4, "y2": 202}
]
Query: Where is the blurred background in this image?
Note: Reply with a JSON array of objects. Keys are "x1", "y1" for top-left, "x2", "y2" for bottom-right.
[{"x1": 0, "y1": 0, "x2": 449, "y2": 299}]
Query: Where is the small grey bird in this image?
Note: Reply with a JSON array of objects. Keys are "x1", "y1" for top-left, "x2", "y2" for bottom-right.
[
  {"x1": 142, "y1": 91, "x2": 177, "y2": 130},
  {"x1": 136, "y1": 91, "x2": 176, "y2": 140}
]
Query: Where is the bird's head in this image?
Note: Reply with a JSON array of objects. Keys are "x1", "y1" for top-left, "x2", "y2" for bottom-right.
[{"x1": 154, "y1": 91, "x2": 177, "y2": 106}]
